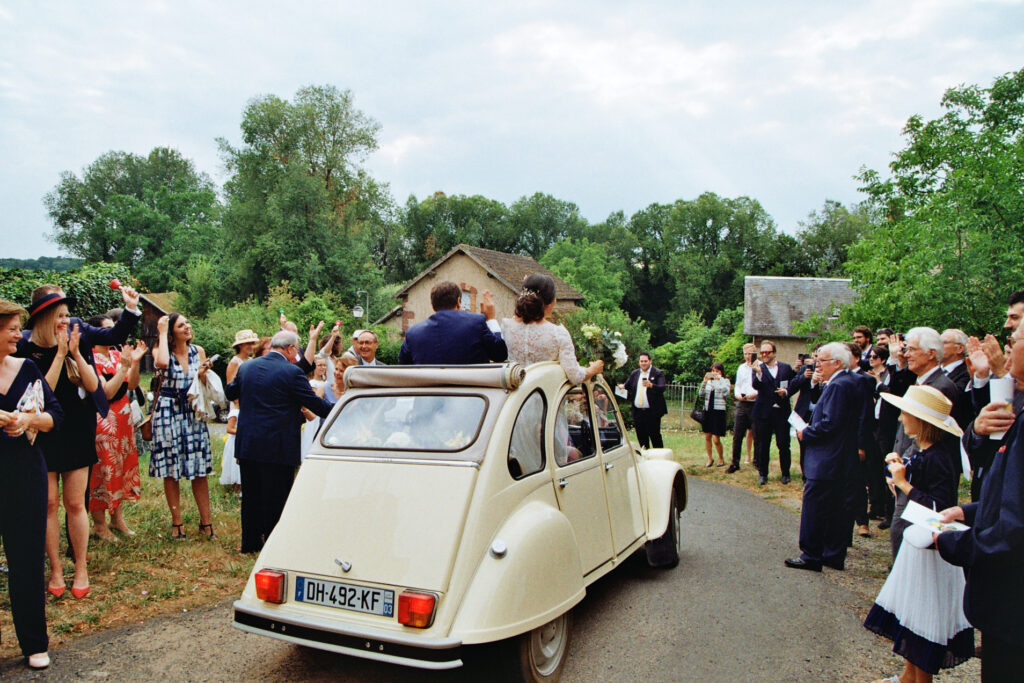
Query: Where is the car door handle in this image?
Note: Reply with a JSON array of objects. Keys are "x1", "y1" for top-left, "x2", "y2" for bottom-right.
[
  {"x1": 604, "y1": 463, "x2": 614, "y2": 471},
  {"x1": 557, "y1": 478, "x2": 568, "y2": 489}
]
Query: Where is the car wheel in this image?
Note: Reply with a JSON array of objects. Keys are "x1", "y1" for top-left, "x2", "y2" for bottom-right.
[
  {"x1": 645, "y1": 489, "x2": 680, "y2": 568},
  {"x1": 508, "y1": 611, "x2": 572, "y2": 682}
]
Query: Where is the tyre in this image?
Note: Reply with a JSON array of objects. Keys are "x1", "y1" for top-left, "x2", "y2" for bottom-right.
[
  {"x1": 494, "y1": 611, "x2": 572, "y2": 682},
  {"x1": 645, "y1": 489, "x2": 680, "y2": 568}
]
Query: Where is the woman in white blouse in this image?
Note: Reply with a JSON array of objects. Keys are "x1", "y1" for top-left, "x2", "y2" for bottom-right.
[
  {"x1": 501, "y1": 274, "x2": 603, "y2": 384},
  {"x1": 700, "y1": 362, "x2": 731, "y2": 467}
]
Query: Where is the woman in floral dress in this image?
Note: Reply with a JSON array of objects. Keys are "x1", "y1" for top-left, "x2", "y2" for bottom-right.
[
  {"x1": 151, "y1": 313, "x2": 215, "y2": 540},
  {"x1": 87, "y1": 315, "x2": 146, "y2": 541}
]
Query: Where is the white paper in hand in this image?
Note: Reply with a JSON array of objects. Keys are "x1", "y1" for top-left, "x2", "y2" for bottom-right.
[{"x1": 787, "y1": 411, "x2": 808, "y2": 431}]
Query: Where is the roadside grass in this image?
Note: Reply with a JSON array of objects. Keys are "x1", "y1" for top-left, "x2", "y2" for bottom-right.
[{"x1": 0, "y1": 430, "x2": 253, "y2": 659}]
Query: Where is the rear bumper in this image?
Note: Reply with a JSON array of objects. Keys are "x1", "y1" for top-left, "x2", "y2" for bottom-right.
[{"x1": 232, "y1": 601, "x2": 464, "y2": 670}]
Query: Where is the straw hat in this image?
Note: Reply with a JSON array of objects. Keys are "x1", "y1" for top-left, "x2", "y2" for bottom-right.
[
  {"x1": 880, "y1": 384, "x2": 963, "y2": 437},
  {"x1": 231, "y1": 329, "x2": 260, "y2": 348}
]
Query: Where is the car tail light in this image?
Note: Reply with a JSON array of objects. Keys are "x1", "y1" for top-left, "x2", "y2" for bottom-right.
[
  {"x1": 254, "y1": 569, "x2": 287, "y2": 604},
  {"x1": 397, "y1": 591, "x2": 436, "y2": 628}
]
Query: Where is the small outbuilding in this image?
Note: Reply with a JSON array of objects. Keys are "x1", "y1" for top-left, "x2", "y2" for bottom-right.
[
  {"x1": 743, "y1": 276, "x2": 858, "y2": 364},
  {"x1": 378, "y1": 244, "x2": 583, "y2": 334}
]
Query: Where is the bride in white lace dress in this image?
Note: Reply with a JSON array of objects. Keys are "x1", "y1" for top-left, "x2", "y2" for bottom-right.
[{"x1": 501, "y1": 274, "x2": 603, "y2": 385}]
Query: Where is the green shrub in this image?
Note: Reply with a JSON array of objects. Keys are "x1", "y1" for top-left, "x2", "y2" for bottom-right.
[{"x1": 0, "y1": 262, "x2": 135, "y2": 318}]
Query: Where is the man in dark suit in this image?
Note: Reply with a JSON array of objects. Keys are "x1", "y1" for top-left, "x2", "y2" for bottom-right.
[
  {"x1": 852, "y1": 325, "x2": 875, "y2": 372},
  {"x1": 843, "y1": 343, "x2": 878, "y2": 540},
  {"x1": 891, "y1": 327, "x2": 961, "y2": 459},
  {"x1": 936, "y1": 321, "x2": 1024, "y2": 681},
  {"x1": 752, "y1": 340, "x2": 797, "y2": 485},
  {"x1": 225, "y1": 331, "x2": 334, "y2": 553},
  {"x1": 621, "y1": 352, "x2": 667, "y2": 449},
  {"x1": 787, "y1": 343, "x2": 858, "y2": 572},
  {"x1": 398, "y1": 281, "x2": 507, "y2": 365},
  {"x1": 788, "y1": 348, "x2": 820, "y2": 479}
]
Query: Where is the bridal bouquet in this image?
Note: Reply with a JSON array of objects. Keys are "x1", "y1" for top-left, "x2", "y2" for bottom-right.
[{"x1": 580, "y1": 324, "x2": 628, "y2": 369}]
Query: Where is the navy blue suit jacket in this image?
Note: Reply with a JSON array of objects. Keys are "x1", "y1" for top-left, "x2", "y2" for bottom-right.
[
  {"x1": 752, "y1": 362, "x2": 796, "y2": 420},
  {"x1": 225, "y1": 351, "x2": 333, "y2": 467},
  {"x1": 398, "y1": 309, "x2": 507, "y2": 365},
  {"x1": 789, "y1": 365, "x2": 819, "y2": 421},
  {"x1": 848, "y1": 368, "x2": 876, "y2": 451},
  {"x1": 938, "y1": 411, "x2": 1024, "y2": 641},
  {"x1": 800, "y1": 371, "x2": 859, "y2": 481}
]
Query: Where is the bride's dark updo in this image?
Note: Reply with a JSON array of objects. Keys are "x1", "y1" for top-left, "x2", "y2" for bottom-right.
[{"x1": 515, "y1": 274, "x2": 556, "y2": 324}]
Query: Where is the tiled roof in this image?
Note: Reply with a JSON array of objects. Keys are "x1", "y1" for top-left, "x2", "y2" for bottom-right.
[
  {"x1": 395, "y1": 244, "x2": 583, "y2": 301},
  {"x1": 140, "y1": 292, "x2": 177, "y2": 314},
  {"x1": 743, "y1": 276, "x2": 857, "y2": 338}
]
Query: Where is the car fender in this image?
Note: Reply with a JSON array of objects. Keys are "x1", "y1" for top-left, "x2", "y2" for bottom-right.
[
  {"x1": 451, "y1": 499, "x2": 585, "y2": 644},
  {"x1": 639, "y1": 458, "x2": 687, "y2": 539}
]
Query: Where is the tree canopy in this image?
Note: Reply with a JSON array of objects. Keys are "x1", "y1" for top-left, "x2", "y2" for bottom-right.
[{"x1": 44, "y1": 147, "x2": 220, "y2": 292}]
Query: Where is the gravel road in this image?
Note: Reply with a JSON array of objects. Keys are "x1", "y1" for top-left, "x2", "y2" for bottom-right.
[{"x1": 0, "y1": 477, "x2": 979, "y2": 681}]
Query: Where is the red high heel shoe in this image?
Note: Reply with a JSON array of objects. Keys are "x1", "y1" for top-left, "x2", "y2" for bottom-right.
[
  {"x1": 47, "y1": 585, "x2": 65, "y2": 598},
  {"x1": 71, "y1": 584, "x2": 90, "y2": 599}
]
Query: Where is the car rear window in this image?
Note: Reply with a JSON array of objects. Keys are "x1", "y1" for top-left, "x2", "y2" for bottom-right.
[{"x1": 321, "y1": 394, "x2": 488, "y2": 453}]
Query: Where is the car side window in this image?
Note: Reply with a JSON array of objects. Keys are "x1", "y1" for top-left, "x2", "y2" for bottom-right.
[
  {"x1": 591, "y1": 383, "x2": 623, "y2": 450},
  {"x1": 508, "y1": 390, "x2": 546, "y2": 479},
  {"x1": 554, "y1": 386, "x2": 596, "y2": 466}
]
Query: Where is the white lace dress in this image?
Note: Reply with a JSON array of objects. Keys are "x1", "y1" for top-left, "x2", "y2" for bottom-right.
[{"x1": 500, "y1": 319, "x2": 587, "y2": 384}]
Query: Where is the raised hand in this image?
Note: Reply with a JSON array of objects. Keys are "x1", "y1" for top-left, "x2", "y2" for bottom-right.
[
  {"x1": 480, "y1": 290, "x2": 496, "y2": 320},
  {"x1": 120, "y1": 345, "x2": 134, "y2": 368},
  {"x1": 157, "y1": 315, "x2": 169, "y2": 336},
  {"x1": 121, "y1": 285, "x2": 140, "y2": 310},
  {"x1": 56, "y1": 328, "x2": 69, "y2": 357},
  {"x1": 68, "y1": 324, "x2": 82, "y2": 357},
  {"x1": 981, "y1": 334, "x2": 1006, "y2": 377},
  {"x1": 310, "y1": 320, "x2": 325, "y2": 341},
  {"x1": 131, "y1": 340, "x2": 148, "y2": 363}
]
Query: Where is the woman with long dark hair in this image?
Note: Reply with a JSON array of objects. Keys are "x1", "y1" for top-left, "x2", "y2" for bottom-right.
[
  {"x1": 699, "y1": 362, "x2": 731, "y2": 467},
  {"x1": 500, "y1": 274, "x2": 603, "y2": 384},
  {"x1": 151, "y1": 313, "x2": 215, "y2": 540},
  {"x1": 1, "y1": 299, "x2": 63, "y2": 669}
]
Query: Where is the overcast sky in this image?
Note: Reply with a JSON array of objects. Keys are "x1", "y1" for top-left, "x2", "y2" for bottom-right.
[{"x1": 1, "y1": 0, "x2": 1022, "y2": 259}]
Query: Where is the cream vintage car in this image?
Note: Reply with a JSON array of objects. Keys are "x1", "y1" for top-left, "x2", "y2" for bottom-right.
[{"x1": 232, "y1": 362, "x2": 687, "y2": 681}]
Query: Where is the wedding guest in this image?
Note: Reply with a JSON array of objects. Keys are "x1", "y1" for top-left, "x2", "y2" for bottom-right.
[
  {"x1": 727, "y1": 343, "x2": 758, "y2": 472},
  {"x1": 324, "y1": 354, "x2": 359, "y2": 404},
  {"x1": 299, "y1": 357, "x2": 331, "y2": 460},
  {"x1": 620, "y1": 353, "x2": 667, "y2": 449},
  {"x1": 1, "y1": 299, "x2": 63, "y2": 670},
  {"x1": 501, "y1": 273, "x2": 602, "y2": 384},
  {"x1": 699, "y1": 363, "x2": 731, "y2": 467},
  {"x1": 864, "y1": 385, "x2": 972, "y2": 681},
  {"x1": 151, "y1": 314, "x2": 216, "y2": 540},
  {"x1": 86, "y1": 314, "x2": 146, "y2": 540},
  {"x1": 220, "y1": 329, "x2": 258, "y2": 492}
]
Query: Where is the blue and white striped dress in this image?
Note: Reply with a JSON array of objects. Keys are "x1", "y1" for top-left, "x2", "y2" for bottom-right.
[{"x1": 149, "y1": 345, "x2": 212, "y2": 480}]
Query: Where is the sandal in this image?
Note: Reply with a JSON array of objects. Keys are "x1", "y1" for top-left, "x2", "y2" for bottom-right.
[
  {"x1": 199, "y1": 523, "x2": 218, "y2": 540},
  {"x1": 171, "y1": 523, "x2": 186, "y2": 540}
]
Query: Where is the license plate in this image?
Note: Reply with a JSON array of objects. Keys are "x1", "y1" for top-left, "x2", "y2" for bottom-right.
[{"x1": 295, "y1": 576, "x2": 395, "y2": 617}]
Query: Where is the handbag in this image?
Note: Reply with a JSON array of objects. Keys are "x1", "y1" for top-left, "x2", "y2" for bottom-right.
[
  {"x1": 64, "y1": 356, "x2": 82, "y2": 387},
  {"x1": 689, "y1": 386, "x2": 707, "y2": 424}
]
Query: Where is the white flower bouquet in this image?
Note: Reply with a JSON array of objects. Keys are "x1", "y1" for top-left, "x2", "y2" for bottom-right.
[{"x1": 580, "y1": 324, "x2": 628, "y2": 370}]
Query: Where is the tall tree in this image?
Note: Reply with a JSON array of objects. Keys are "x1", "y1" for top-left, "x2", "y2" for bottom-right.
[
  {"x1": 793, "y1": 200, "x2": 873, "y2": 277},
  {"x1": 540, "y1": 238, "x2": 625, "y2": 310},
  {"x1": 217, "y1": 85, "x2": 387, "y2": 302},
  {"x1": 508, "y1": 193, "x2": 589, "y2": 259},
  {"x1": 44, "y1": 148, "x2": 220, "y2": 291},
  {"x1": 842, "y1": 68, "x2": 1024, "y2": 334},
  {"x1": 399, "y1": 192, "x2": 514, "y2": 274}
]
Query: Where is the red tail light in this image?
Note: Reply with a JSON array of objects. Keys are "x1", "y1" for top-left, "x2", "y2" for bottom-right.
[
  {"x1": 397, "y1": 591, "x2": 437, "y2": 628},
  {"x1": 254, "y1": 569, "x2": 287, "y2": 604}
]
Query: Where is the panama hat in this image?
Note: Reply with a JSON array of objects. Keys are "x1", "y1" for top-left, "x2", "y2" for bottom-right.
[
  {"x1": 231, "y1": 329, "x2": 260, "y2": 348},
  {"x1": 25, "y1": 291, "x2": 76, "y2": 329},
  {"x1": 880, "y1": 384, "x2": 963, "y2": 437}
]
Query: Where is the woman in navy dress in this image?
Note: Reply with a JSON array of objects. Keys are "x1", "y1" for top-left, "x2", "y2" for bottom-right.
[{"x1": 1, "y1": 299, "x2": 63, "y2": 669}]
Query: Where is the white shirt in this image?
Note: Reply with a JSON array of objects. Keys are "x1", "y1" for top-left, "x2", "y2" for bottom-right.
[
  {"x1": 734, "y1": 364, "x2": 754, "y2": 400},
  {"x1": 916, "y1": 365, "x2": 941, "y2": 385},
  {"x1": 634, "y1": 370, "x2": 650, "y2": 409},
  {"x1": 942, "y1": 359, "x2": 964, "y2": 375}
]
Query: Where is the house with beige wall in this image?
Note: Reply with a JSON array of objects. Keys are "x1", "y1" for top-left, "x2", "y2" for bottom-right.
[{"x1": 377, "y1": 244, "x2": 583, "y2": 334}]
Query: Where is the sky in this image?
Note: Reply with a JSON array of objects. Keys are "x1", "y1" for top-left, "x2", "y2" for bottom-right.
[{"x1": 1, "y1": 0, "x2": 1023, "y2": 259}]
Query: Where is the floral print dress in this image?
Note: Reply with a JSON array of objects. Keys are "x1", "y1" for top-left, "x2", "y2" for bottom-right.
[{"x1": 89, "y1": 349, "x2": 141, "y2": 510}]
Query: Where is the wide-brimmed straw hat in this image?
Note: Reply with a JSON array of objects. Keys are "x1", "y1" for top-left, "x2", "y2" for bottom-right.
[
  {"x1": 880, "y1": 384, "x2": 963, "y2": 437},
  {"x1": 25, "y1": 291, "x2": 76, "y2": 329},
  {"x1": 231, "y1": 329, "x2": 260, "y2": 348}
]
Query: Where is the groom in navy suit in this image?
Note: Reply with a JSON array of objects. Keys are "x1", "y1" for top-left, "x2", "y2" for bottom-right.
[
  {"x1": 787, "y1": 342, "x2": 859, "y2": 572},
  {"x1": 398, "y1": 281, "x2": 508, "y2": 365}
]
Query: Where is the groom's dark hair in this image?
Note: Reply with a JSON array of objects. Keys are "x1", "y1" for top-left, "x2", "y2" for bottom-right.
[{"x1": 431, "y1": 281, "x2": 462, "y2": 311}]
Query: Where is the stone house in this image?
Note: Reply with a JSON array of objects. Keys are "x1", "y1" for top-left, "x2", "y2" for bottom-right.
[
  {"x1": 378, "y1": 244, "x2": 583, "y2": 334},
  {"x1": 743, "y1": 276, "x2": 858, "y2": 364}
]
